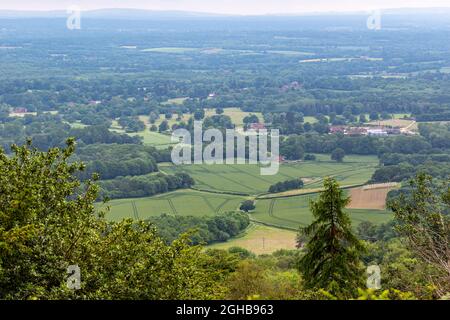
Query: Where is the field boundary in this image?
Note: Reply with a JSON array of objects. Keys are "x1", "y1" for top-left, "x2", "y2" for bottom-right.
[
  {"x1": 249, "y1": 219, "x2": 299, "y2": 232},
  {"x1": 256, "y1": 183, "x2": 366, "y2": 200},
  {"x1": 189, "y1": 187, "x2": 250, "y2": 196}
]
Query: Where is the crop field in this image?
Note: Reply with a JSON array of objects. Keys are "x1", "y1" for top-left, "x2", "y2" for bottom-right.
[
  {"x1": 100, "y1": 154, "x2": 389, "y2": 236},
  {"x1": 348, "y1": 183, "x2": 399, "y2": 210},
  {"x1": 162, "y1": 154, "x2": 379, "y2": 195},
  {"x1": 209, "y1": 224, "x2": 297, "y2": 255},
  {"x1": 100, "y1": 190, "x2": 245, "y2": 222},
  {"x1": 251, "y1": 192, "x2": 393, "y2": 230}
]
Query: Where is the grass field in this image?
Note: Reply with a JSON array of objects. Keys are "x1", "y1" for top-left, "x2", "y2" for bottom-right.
[
  {"x1": 162, "y1": 154, "x2": 378, "y2": 195},
  {"x1": 209, "y1": 224, "x2": 297, "y2": 254},
  {"x1": 101, "y1": 154, "x2": 388, "y2": 232},
  {"x1": 251, "y1": 192, "x2": 393, "y2": 230},
  {"x1": 100, "y1": 189, "x2": 245, "y2": 222},
  {"x1": 101, "y1": 186, "x2": 392, "y2": 233}
]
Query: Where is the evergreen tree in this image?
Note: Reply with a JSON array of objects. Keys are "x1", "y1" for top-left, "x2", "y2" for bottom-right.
[{"x1": 297, "y1": 178, "x2": 365, "y2": 298}]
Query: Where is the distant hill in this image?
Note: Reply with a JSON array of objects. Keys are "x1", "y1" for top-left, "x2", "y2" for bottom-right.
[
  {"x1": 0, "y1": 7, "x2": 449, "y2": 19},
  {"x1": 0, "y1": 9, "x2": 230, "y2": 19}
]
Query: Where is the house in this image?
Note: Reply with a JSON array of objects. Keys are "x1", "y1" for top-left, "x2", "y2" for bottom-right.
[
  {"x1": 329, "y1": 126, "x2": 345, "y2": 134},
  {"x1": 280, "y1": 81, "x2": 302, "y2": 92},
  {"x1": 249, "y1": 123, "x2": 266, "y2": 130},
  {"x1": 13, "y1": 107, "x2": 28, "y2": 113},
  {"x1": 386, "y1": 128, "x2": 401, "y2": 135},
  {"x1": 367, "y1": 128, "x2": 388, "y2": 136},
  {"x1": 88, "y1": 100, "x2": 102, "y2": 106},
  {"x1": 345, "y1": 127, "x2": 368, "y2": 136}
]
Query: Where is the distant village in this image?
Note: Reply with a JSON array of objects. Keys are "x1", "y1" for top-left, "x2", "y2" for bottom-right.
[{"x1": 329, "y1": 124, "x2": 416, "y2": 136}]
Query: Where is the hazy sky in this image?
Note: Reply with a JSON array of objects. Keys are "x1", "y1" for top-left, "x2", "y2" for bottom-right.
[{"x1": 2, "y1": 0, "x2": 450, "y2": 15}]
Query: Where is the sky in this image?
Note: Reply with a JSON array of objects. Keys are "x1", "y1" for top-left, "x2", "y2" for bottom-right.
[{"x1": 1, "y1": 0, "x2": 450, "y2": 15}]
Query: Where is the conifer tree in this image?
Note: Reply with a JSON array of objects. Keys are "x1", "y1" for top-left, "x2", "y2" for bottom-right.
[{"x1": 297, "y1": 178, "x2": 365, "y2": 298}]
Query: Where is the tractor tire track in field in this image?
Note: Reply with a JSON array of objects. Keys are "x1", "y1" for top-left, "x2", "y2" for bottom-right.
[
  {"x1": 202, "y1": 196, "x2": 216, "y2": 212},
  {"x1": 167, "y1": 199, "x2": 178, "y2": 215},
  {"x1": 267, "y1": 198, "x2": 308, "y2": 227},
  {"x1": 215, "y1": 199, "x2": 230, "y2": 213},
  {"x1": 194, "y1": 177, "x2": 216, "y2": 191},
  {"x1": 216, "y1": 173, "x2": 260, "y2": 193},
  {"x1": 131, "y1": 201, "x2": 139, "y2": 220},
  {"x1": 227, "y1": 164, "x2": 275, "y2": 185},
  {"x1": 201, "y1": 165, "x2": 260, "y2": 193}
]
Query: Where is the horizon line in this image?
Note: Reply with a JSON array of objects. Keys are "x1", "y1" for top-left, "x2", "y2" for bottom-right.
[{"x1": 1, "y1": 6, "x2": 450, "y2": 17}]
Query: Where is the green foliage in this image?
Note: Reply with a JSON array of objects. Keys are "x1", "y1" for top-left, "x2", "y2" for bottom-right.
[
  {"x1": 356, "y1": 220, "x2": 397, "y2": 242},
  {"x1": 118, "y1": 116, "x2": 145, "y2": 133},
  {"x1": 0, "y1": 139, "x2": 223, "y2": 299},
  {"x1": 240, "y1": 200, "x2": 256, "y2": 212},
  {"x1": 355, "y1": 288, "x2": 416, "y2": 300},
  {"x1": 149, "y1": 212, "x2": 250, "y2": 245},
  {"x1": 243, "y1": 114, "x2": 260, "y2": 125},
  {"x1": 194, "y1": 109, "x2": 205, "y2": 120},
  {"x1": 331, "y1": 148, "x2": 345, "y2": 162},
  {"x1": 297, "y1": 178, "x2": 365, "y2": 298},
  {"x1": 268, "y1": 178, "x2": 304, "y2": 193},
  {"x1": 388, "y1": 174, "x2": 450, "y2": 297},
  {"x1": 158, "y1": 120, "x2": 169, "y2": 132},
  {"x1": 99, "y1": 172, "x2": 195, "y2": 199}
]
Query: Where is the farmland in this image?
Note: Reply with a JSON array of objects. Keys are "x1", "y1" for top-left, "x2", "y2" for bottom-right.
[
  {"x1": 100, "y1": 189, "x2": 246, "y2": 222},
  {"x1": 209, "y1": 224, "x2": 297, "y2": 255},
  {"x1": 161, "y1": 154, "x2": 379, "y2": 195},
  {"x1": 102, "y1": 154, "x2": 390, "y2": 235},
  {"x1": 348, "y1": 183, "x2": 399, "y2": 210},
  {"x1": 251, "y1": 193, "x2": 393, "y2": 230}
]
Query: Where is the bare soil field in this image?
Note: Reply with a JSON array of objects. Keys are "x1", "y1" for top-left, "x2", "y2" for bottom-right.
[{"x1": 347, "y1": 183, "x2": 399, "y2": 210}]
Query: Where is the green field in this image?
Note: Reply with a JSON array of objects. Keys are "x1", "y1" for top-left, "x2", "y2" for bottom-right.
[
  {"x1": 127, "y1": 130, "x2": 174, "y2": 148},
  {"x1": 251, "y1": 193, "x2": 392, "y2": 230},
  {"x1": 100, "y1": 189, "x2": 245, "y2": 222},
  {"x1": 162, "y1": 154, "x2": 378, "y2": 195},
  {"x1": 101, "y1": 154, "x2": 389, "y2": 234}
]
